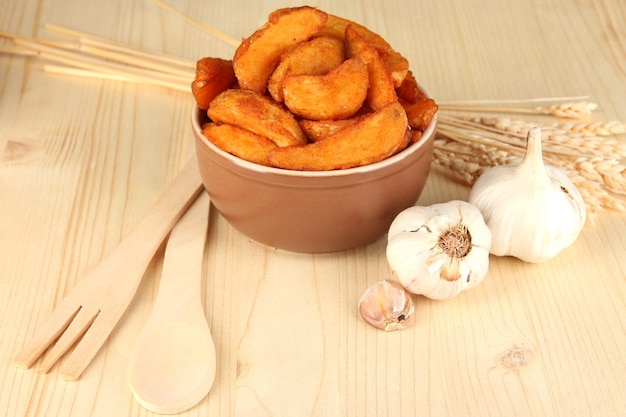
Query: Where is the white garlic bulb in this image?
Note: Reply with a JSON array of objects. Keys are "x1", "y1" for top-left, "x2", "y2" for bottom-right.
[
  {"x1": 469, "y1": 126, "x2": 586, "y2": 263},
  {"x1": 386, "y1": 200, "x2": 492, "y2": 300}
]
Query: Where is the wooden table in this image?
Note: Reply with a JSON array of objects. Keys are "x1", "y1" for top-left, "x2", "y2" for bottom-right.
[{"x1": 1, "y1": 0, "x2": 625, "y2": 416}]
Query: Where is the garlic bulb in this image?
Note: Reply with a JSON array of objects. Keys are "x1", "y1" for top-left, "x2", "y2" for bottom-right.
[
  {"x1": 469, "y1": 126, "x2": 586, "y2": 263},
  {"x1": 386, "y1": 200, "x2": 492, "y2": 300}
]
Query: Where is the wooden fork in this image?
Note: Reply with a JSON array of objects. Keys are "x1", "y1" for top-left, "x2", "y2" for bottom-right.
[{"x1": 13, "y1": 158, "x2": 204, "y2": 380}]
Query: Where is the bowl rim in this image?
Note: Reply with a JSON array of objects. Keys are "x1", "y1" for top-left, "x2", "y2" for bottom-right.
[{"x1": 191, "y1": 87, "x2": 437, "y2": 179}]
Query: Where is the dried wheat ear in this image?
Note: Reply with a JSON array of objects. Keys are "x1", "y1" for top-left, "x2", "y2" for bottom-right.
[{"x1": 435, "y1": 100, "x2": 626, "y2": 215}]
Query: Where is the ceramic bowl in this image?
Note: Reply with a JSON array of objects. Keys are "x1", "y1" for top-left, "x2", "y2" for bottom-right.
[{"x1": 192, "y1": 95, "x2": 437, "y2": 253}]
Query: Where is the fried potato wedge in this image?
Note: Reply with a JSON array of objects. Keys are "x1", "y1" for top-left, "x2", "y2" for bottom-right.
[
  {"x1": 233, "y1": 6, "x2": 328, "y2": 93},
  {"x1": 299, "y1": 118, "x2": 358, "y2": 142},
  {"x1": 345, "y1": 25, "x2": 397, "y2": 111},
  {"x1": 409, "y1": 130, "x2": 423, "y2": 145},
  {"x1": 302, "y1": 117, "x2": 412, "y2": 147},
  {"x1": 379, "y1": 51, "x2": 410, "y2": 88},
  {"x1": 316, "y1": 14, "x2": 409, "y2": 87},
  {"x1": 398, "y1": 128, "x2": 413, "y2": 150},
  {"x1": 282, "y1": 57, "x2": 369, "y2": 120},
  {"x1": 268, "y1": 102, "x2": 408, "y2": 170},
  {"x1": 208, "y1": 89, "x2": 307, "y2": 147},
  {"x1": 316, "y1": 14, "x2": 391, "y2": 51},
  {"x1": 268, "y1": 36, "x2": 345, "y2": 102},
  {"x1": 202, "y1": 123, "x2": 277, "y2": 166},
  {"x1": 395, "y1": 69, "x2": 420, "y2": 104},
  {"x1": 191, "y1": 57, "x2": 237, "y2": 110},
  {"x1": 403, "y1": 97, "x2": 438, "y2": 132},
  {"x1": 394, "y1": 69, "x2": 437, "y2": 131}
]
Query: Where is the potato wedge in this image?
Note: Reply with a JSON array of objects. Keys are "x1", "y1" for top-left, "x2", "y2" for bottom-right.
[
  {"x1": 282, "y1": 57, "x2": 369, "y2": 120},
  {"x1": 268, "y1": 36, "x2": 345, "y2": 102},
  {"x1": 191, "y1": 57, "x2": 237, "y2": 110},
  {"x1": 379, "y1": 50, "x2": 410, "y2": 88},
  {"x1": 233, "y1": 6, "x2": 328, "y2": 93},
  {"x1": 302, "y1": 117, "x2": 413, "y2": 150},
  {"x1": 202, "y1": 123, "x2": 277, "y2": 166},
  {"x1": 268, "y1": 102, "x2": 408, "y2": 170},
  {"x1": 299, "y1": 118, "x2": 358, "y2": 142},
  {"x1": 208, "y1": 89, "x2": 307, "y2": 147},
  {"x1": 345, "y1": 24, "x2": 397, "y2": 111},
  {"x1": 409, "y1": 130, "x2": 423, "y2": 145},
  {"x1": 398, "y1": 128, "x2": 413, "y2": 151},
  {"x1": 395, "y1": 69, "x2": 420, "y2": 104},
  {"x1": 316, "y1": 14, "x2": 390, "y2": 50},
  {"x1": 394, "y1": 70, "x2": 437, "y2": 131},
  {"x1": 316, "y1": 14, "x2": 409, "y2": 87},
  {"x1": 403, "y1": 97, "x2": 438, "y2": 132}
]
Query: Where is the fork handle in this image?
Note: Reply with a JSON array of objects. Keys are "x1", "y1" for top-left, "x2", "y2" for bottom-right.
[{"x1": 111, "y1": 158, "x2": 204, "y2": 278}]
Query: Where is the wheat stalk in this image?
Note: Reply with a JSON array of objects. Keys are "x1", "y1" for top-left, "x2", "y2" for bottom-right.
[
  {"x1": 471, "y1": 117, "x2": 626, "y2": 136},
  {"x1": 439, "y1": 101, "x2": 598, "y2": 119},
  {"x1": 149, "y1": 0, "x2": 239, "y2": 47}
]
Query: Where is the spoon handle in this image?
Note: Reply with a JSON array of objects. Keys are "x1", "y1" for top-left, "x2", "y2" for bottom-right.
[{"x1": 154, "y1": 191, "x2": 210, "y2": 305}]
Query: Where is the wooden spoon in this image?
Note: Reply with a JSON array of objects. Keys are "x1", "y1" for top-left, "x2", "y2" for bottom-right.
[{"x1": 129, "y1": 192, "x2": 215, "y2": 414}]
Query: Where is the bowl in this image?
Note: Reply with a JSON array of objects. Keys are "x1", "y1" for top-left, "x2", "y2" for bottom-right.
[{"x1": 192, "y1": 96, "x2": 437, "y2": 253}]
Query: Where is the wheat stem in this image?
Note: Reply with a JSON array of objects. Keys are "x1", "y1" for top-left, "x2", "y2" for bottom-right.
[
  {"x1": 149, "y1": 0, "x2": 239, "y2": 47},
  {"x1": 45, "y1": 23, "x2": 196, "y2": 69},
  {"x1": 439, "y1": 101, "x2": 598, "y2": 119}
]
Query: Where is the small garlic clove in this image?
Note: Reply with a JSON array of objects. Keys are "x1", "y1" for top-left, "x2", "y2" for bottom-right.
[{"x1": 358, "y1": 280, "x2": 414, "y2": 331}]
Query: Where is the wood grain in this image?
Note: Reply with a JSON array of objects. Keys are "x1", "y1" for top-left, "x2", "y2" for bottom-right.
[{"x1": 1, "y1": 0, "x2": 625, "y2": 416}]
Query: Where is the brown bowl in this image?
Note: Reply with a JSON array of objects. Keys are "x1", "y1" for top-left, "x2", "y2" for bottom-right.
[{"x1": 192, "y1": 97, "x2": 437, "y2": 253}]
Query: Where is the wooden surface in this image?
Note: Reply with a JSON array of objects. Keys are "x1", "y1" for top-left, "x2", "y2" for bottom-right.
[{"x1": 1, "y1": 0, "x2": 625, "y2": 416}]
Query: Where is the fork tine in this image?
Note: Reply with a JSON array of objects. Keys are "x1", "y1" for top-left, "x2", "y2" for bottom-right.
[
  {"x1": 13, "y1": 302, "x2": 82, "y2": 369},
  {"x1": 38, "y1": 307, "x2": 99, "y2": 374},
  {"x1": 58, "y1": 310, "x2": 121, "y2": 380}
]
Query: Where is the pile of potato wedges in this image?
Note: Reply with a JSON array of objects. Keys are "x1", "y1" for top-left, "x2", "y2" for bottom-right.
[{"x1": 192, "y1": 6, "x2": 437, "y2": 171}]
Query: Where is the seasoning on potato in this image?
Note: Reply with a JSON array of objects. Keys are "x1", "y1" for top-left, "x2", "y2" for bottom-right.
[{"x1": 193, "y1": 6, "x2": 438, "y2": 171}]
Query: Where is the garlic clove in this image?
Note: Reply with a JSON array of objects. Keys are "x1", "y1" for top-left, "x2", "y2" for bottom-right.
[
  {"x1": 358, "y1": 280, "x2": 414, "y2": 331},
  {"x1": 469, "y1": 127, "x2": 586, "y2": 262}
]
